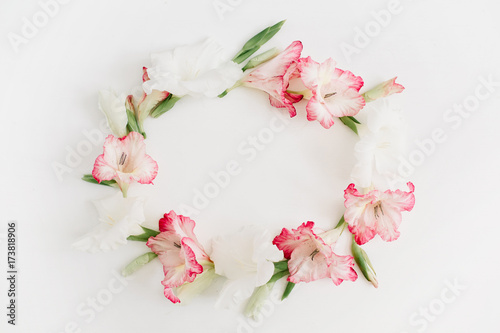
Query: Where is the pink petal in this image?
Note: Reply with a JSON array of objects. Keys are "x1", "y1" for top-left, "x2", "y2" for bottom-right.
[
  {"x1": 344, "y1": 184, "x2": 379, "y2": 245},
  {"x1": 288, "y1": 247, "x2": 329, "y2": 283},
  {"x1": 163, "y1": 287, "x2": 180, "y2": 303},
  {"x1": 322, "y1": 87, "x2": 366, "y2": 117},
  {"x1": 375, "y1": 182, "x2": 415, "y2": 242},
  {"x1": 327, "y1": 254, "x2": 358, "y2": 286},
  {"x1": 306, "y1": 96, "x2": 336, "y2": 129},
  {"x1": 297, "y1": 56, "x2": 321, "y2": 89},
  {"x1": 332, "y1": 68, "x2": 364, "y2": 91},
  {"x1": 92, "y1": 135, "x2": 121, "y2": 181}
]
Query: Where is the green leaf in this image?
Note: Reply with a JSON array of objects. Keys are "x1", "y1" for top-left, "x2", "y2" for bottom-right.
[
  {"x1": 281, "y1": 281, "x2": 296, "y2": 301},
  {"x1": 334, "y1": 215, "x2": 346, "y2": 229},
  {"x1": 150, "y1": 95, "x2": 181, "y2": 118},
  {"x1": 273, "y1": 260, "x2": 288, "y2": 272},
  {"x1": 339, "y1": 116, "x2": 359, "y2": 135},
  {"x1": 232, "y1": 20, "x2": 286, "y2": 64},
  {"x1": 348, "y1": 116, "x2": 361, "y2": 124},
  {"x1": 81, "y1": 174, "x2": 117, "y2": 187},
  {"x1": 121, "y1": 252, "x2": 158, "y2": 277},
  {"x1": 268, "y1": 269, "x2": 289, "y2": 284},
  {"x1": 126, "y1": 109, "x2": 140, "y2": 133},
  {"x1": 127, "y1": 226, "x2": 160, "y2": 242}
]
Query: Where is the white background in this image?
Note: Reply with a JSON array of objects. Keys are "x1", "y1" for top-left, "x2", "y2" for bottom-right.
[{"x1": 2, "y1": 0, "x2": 500, "y2": 332}]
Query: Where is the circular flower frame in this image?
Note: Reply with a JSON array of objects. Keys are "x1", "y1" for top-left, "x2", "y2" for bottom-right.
[{"x1": 75, "y1": 20, "x2": 415, "y2": 318}]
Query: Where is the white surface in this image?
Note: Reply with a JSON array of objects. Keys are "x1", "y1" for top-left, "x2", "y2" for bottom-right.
[{"x1": 2, "y1": 0, "x2": 500, "y2": 332}]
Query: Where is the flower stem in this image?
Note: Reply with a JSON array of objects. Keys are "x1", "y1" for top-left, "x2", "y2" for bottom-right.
[{"x1": 218, "y1": 81, "x2": 243, "y2": 98}]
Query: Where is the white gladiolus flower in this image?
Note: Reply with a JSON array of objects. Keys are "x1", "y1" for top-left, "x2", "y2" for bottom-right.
[
  {"x1": 351, "y1": 99, "x2": 406, "y2": 189},
  {"x1": 72, "y1": 192, "x2": 145, "y2": 253},
  {"x1": 211, "y1": 226, "x2": 283, "y2": 308},
  {"x1": 143, "y1": 38, "x2": 242, "y2": 98}
]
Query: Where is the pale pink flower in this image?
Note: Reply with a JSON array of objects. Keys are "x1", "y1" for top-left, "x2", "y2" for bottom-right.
[
  {"x1": 240, "y1": 41, "x2": 303, "y2": 117},
  {"x1": 92, "y1": 132, "x2": 158, "y2": 197},
  {"x1": 363, "y1": 77, "x2": 404, "y2": 102},
  {"x1": 344, "y1": 182, "x2": 416, "y2": 245},
  {"x1": 146, "y1": 211, "x2": 211, "y2": 303},
  {"x1": 273, "y1": 222, "x2": 357, "y2": 285},
  {"x1": 298, "y1": 57, "x2": 365, "y2": 129}
]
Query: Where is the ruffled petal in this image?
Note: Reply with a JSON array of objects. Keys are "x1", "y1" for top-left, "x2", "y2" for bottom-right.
[
  {"x1": 273, "y1": 221, "x2": 317, "y2": 259},
  {"x1": 327, "y1": 254, "x2": 358, "y2": 286},
  {"x1": 288, "y1": 248, "x2": 329, "y2": 283},
  {"x1": 344, "y1": 184, "x2": 378, "y2": 245},
  {"x1": 306, "y1": 96, "x2": 335, "y2": 129}
]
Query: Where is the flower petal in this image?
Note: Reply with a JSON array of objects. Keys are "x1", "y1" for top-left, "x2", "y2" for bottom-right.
[
  {"x1": 305, "y1": 96, "x2": 335, "y2": 129},
  {"x1": 344, "y1": 184, "x2": 378, "y2": 245}
]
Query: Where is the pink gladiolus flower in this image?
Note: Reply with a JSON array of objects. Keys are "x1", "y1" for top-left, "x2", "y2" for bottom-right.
[
  {"x1": 273, "y1": 222, "x2": 358, "y2": 285},
  {"x1": 240, "y1": 41, "x2": 304, "y2": 117},
  {"x1": 298, "y1": 57, "x2": 365, "y2": 129},
  {"x1": 344, "y1": 182, "x2": 416, "y2": 245},
  {"x1": 363, "y1": 77, "x2": 405, "y2": 102},
  {"x1": 92, "y1": 132, "x2": 158, "y2": 197},
  {"x1": 146, "y1": 211, "x2": 211, "y2": 303}
]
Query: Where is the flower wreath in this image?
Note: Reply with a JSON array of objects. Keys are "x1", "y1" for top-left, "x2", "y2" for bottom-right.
[{"x1": 74, "y1": 21, "x2": 415, "y2": 317}]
